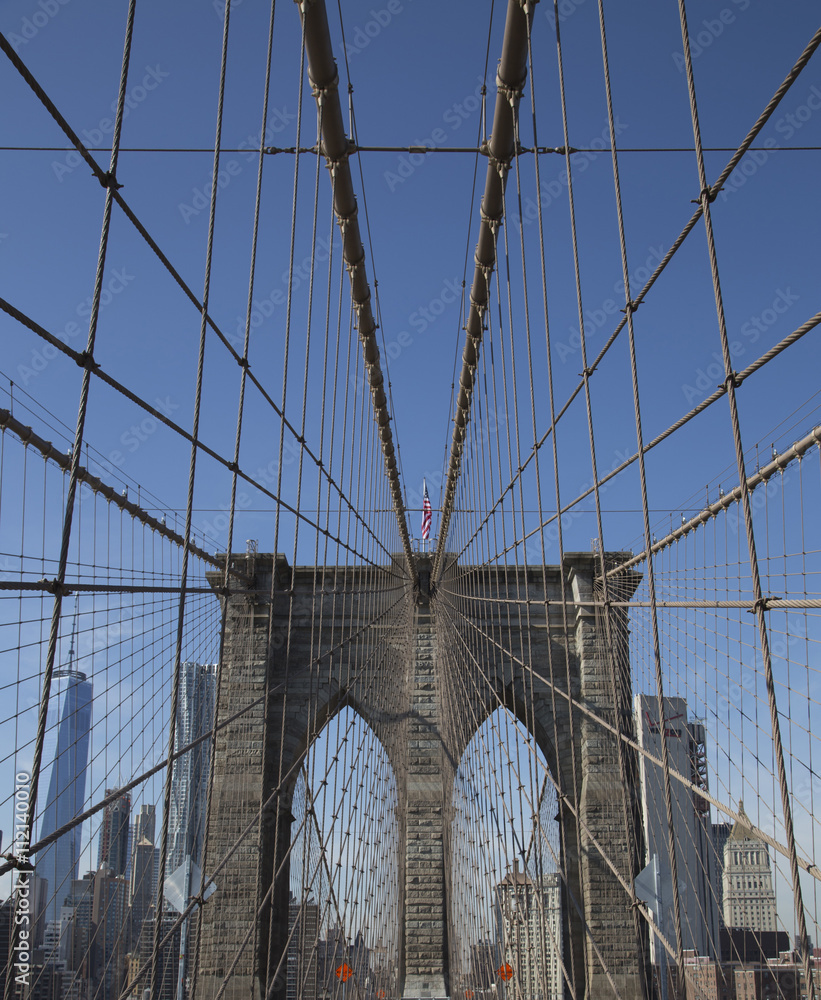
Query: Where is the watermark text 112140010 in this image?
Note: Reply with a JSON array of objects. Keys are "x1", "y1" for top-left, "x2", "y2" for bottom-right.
[{"x1": 10, "y1": 772, "x2": 34, "y2": 989}]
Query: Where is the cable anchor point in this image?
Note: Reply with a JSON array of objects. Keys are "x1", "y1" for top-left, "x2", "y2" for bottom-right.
[
  {"x1": 99, "y1": 171, "x2": 123, "y2": 191},
  {"x1": 1, "y1": 853, "x2": 35, "y2": 873},
  {"x1": 748, "y1": 595, "x2": 780, "y2": 614},
  {"x1": 76, "y1": 351, "x2": 99, "y2": 372},
  {"x1": 719, "y1": 371, "x2": 741, "y2": 391}
]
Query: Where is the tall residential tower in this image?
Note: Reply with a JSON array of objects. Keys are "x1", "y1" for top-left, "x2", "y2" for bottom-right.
[
  {"x1": 37, "y1": 620, "x2": 93, "y2": 925},
  {"x1": 168, "y1": 662, "x2": 217, "y2": 875},
  {"x1": 97, "y1": 790, "x2": 131, "y2": 876}
]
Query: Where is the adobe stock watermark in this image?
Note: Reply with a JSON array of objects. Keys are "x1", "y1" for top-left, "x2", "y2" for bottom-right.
[
  {"x1": 352, "y1": 276, "x2": 461, "y2": 395},
  {"x1": 212, "y1": 0, "x2": 247, "y2": 17},
  {"x1": 199, "y1": 491, "x2": 252, "y2": 543},
  {"x1": 383, "y1": 77, "x2": 488, "y2": 192},
  {"x1": 527, "y1": 445, "x2": 634, "y2": 558},
  {"x1": 472, "y1": 443, "x2": 633, "y2": 565},
  {"x1": 508, "y1": 117, "x2": 629, "y2": 231},
  {"x1": 226, "y1": 232, "x2": 339, "y2": 348},
  {"x1": 724, "y1": 466, "x2": 790, "y2": 536},
  {"x1": 52, "y1": 66, "x2": 170, "y2": 182},
  {"x1": 453, "y1": 406, "x2": 509, "y2": 471},
  {"x1": 680, "y1": 287, "x2": 799, "y2": 405},
  {"x1": 670, "y1": 0, "x2": 752, "y2": 73},
  {"x1": 545, "y1": 0, "x2": 591, "y2": 27},
  {"x1": 178, "y1": 106, "x2": 296, "y2": 225},
  {"x1": 338, "y1": 0, "x2": 412, "y2": 60},
  {"x1": 718, "y1": 85, "x2": 821, "y2": 202},
  {"x1": 6, "y1": 0, "x2": 71, "y2": 54},
  {"x1": 11, "y1": 771, "x2": 33, "y2": 990},
  {"x1": 16, "y1": 266, "x2": 137, "y2": 385},
  {"x1": 706, "y1": 601, "x2": 801, "y2": 744},
  {"x1": 556, "y1": 243, "x2": 666, "y2": 365},
  {"x1": 0, "y1": 555, "x2": 17, "y2": 583},
  {"x1": 85, "y1": 396, "x2": 181, "y2": 482}
]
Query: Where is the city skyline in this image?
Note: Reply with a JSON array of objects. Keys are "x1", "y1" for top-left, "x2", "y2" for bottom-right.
[
  {"x1": 1, "y1": 0, "x2": 818, "y2": 994},
  {"x1": 168, "y1": 662, "x2": 218, "y2": 878},
  {"x1": 636, "y1": 693, "x2": 722, "y2": 964},
  {"x1": 36, "y1": 629, "x2": 93, "y2": 928}
]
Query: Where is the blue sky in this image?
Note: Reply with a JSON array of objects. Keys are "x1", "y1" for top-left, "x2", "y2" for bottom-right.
[
  {"x1": 2, "y1": 0, "x2": 821, "y2": 926},
  {"x1": 2, "y1": 0, "x2": 819, "y2": 564}
]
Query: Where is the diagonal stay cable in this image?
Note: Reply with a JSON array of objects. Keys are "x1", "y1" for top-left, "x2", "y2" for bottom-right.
[
  {"x1": 0, "y1": 301, "x2": 400, "y2": 571},
  {"x1": 435, "y1": 586, "x2": 821, "y2": 880},
  {"x1": 0, "y1": 33, "x2": 393, "y2": 566},
  {"x1": 447, "y1": 309, "x2": 820, "y2": 575},
  {"x1": 609, "y1": 424, "x2": 821, "y2": 575},
  {"x1": 0, "y1": 407, "x2": 238, "y2": 577},
  {"x1": 442, "y1": 22, "x2": 821, "y2": 571},
  {"x1": 676, "y1": 2, "x2": 816, "y2": 995},
  {"x1": 3, "y1": 9, "x2": 138, "y2": 1000}
]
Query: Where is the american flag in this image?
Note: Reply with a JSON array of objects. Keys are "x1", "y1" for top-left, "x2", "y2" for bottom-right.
[{"x1": 421, "y1": 480, "x2": 432, "y2": 540}]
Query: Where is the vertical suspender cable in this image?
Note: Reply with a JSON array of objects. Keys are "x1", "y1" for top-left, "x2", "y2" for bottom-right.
[
  {"x1": 298, "y1": 0, "x2": 414, "y2": 575},
  {"x1": 3, "y1": 8, "x2": 137, "y2": 1000},
  {"x1": 152, "y1": 1, "x2": 232, "y2": 995},
  {"x1": 191, "y1": 2, "x2": 281, "y2": 996},
  {"x1": 433, "y1": 0, "x2": 535, "y2": 582},
  {"x1": 674, "y1": 5, "x2": 816, "y2": 998}
]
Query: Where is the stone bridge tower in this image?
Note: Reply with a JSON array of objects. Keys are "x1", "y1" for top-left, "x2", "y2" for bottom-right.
[{"x1": 194, "y1": 552, "x2": 647, "y2": 1000}]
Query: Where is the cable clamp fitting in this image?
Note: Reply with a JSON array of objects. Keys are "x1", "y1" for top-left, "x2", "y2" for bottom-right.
[
  {"x1": 1, "y1": 853, "x2": 35, "y2": 873},
  {"x1": 719, "y1": 371, "x2": 741, "y2": 391},
  {"x1": 98, "y1": 171, "x2": 123, "y2": 191},
  {"x1": 75, "y1": 351, "x2": 99, "y2": 372},
  {"x1": 748, "y1": 595, "x2": 779, "y2": 615},
  {"x1": 325, "y1": 144, "x2": 352, "y2": 170},
  {"x1": 310, "y1": 68, "x2": 339, "y2": 102},
  {"x1": 691, "y1": 187, "x2": 716, "y2": 205},
  {"x1": 495, "y1": 74, "x2": 525, "y2": 106},
  {"x1": 482, "y1": 145, "x2": 513, "y2": 176},
  {"x1": 480, "y1": 208, "x2": 502, "y2": 230}
]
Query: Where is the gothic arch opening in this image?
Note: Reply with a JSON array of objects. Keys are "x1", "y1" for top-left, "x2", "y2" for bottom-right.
[
  {"x1": 450, "y1": 707, "x2": 566, "y2": 1000},
  {"x1": 288, "y1": 705, "x2": 400, "y2": 999}
]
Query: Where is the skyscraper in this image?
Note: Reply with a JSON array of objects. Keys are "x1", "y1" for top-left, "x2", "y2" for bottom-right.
[
  {"x1": 635, "y1": 695, "x2": 721, "y2": 961},
  {"x1": 37, "y1": 622, "x2": 93, "y2": 926},
  {"x1": 287, "y1": 896, "x2": 319, "y2": 1000},
  {"x1": 131, "y1": 805, "x2": 155, "y2": 852},
  {"x1": 167, "y1": 663, "x2": 217, "y2": 875},
  {"x1": 129, "y1": 905, "x2": 181, "y2": 1000},
  {"x1": 97, "y1": 790, "x2": 131, "y2": 877},
  {"x1": 128, "y1": 805, "x2": 156, "y2": 948},
  {"x1": 711, "y1": 821, "x2": 732, "y2": 928},
  {"x1": 494, "y1": 863, "x2": 563, "y2": 1000},
  {"x1": 92, "y1": 865, "x2": 128, "y2": 1000},
  {"x1": 166, "y1": 663, "x2": 216, "y2": 1000},
  {"x1": 722, "y1": 802, "x2": 778, "y2": 933}
]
